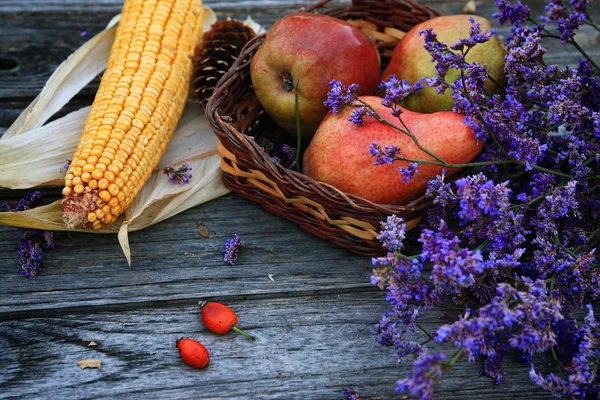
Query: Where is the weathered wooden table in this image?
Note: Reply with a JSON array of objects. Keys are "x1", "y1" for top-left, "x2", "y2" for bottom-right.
[{"x1": 1, "y1": 1, "x2": 598, "y2": 398}]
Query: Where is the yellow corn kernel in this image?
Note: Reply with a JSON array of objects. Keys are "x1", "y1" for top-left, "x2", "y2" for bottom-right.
[{"x1": 99, "y1": 190, "x2": 111, "y2": 203}]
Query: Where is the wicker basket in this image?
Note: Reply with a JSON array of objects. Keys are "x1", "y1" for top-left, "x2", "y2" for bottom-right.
[{"x1": 206, "y1": 0, "x2": 442, "y2": 256}]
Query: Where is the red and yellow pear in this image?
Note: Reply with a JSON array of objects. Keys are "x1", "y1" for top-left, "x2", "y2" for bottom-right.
[
  {"x1": 382, "y1": 15, "x2": 506, "y2": 113},
  {"x1": 303, "y1": 96, "x2": 484, "y2": 205}
]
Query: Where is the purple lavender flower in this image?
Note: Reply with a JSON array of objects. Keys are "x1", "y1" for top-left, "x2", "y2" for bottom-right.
[
  {"x1": 64, "y1": 159, "x2": 71, "y2": 171},
  {"x1": 425, "y1": 171, "x2": 454, "y2": 205},
  {"x1": 450, "y1": 17, "x2": 497, "y2": 52},
  {"x1": 529, "y1": 306, "x2": 600, "y2": 399},
  {"x1": 377, "y1": 215, "x2": 407, "y2": 251},
  {"x1": 43, "y1": 231, "x2": 55, "y2": 249},
  {"x1": 420, "y1": 28, "x2": 453, "y2": 95},
  {"x1": 454, "y1": 174, "x2": 511, "y2": 220},
  {"x1": 163, "y1": 163, "x2": 192, "y2": 185},
  {"x1": 399, "y1": 163, "x2": 419, "y2": 183},
  {"x1": 379, "y1": 75, "x2": 424, "y2": 109},
  {"x1": 222, "y1": 234, "x2": 242, "y2": 265},
  {"x1": 484, "y1": 341, "x2": 509, "y2": 384},
  {"x1": 372, "y1": 312, "x2": 424, "y2": 359},
  {"x1": 435, "y1": 281, "x2": 561, "y2": 360},
  {"x1": 323, "y1": 80, "x2": 359, "y2": 114},
  {"x1": 343, "y1": 388, "x2": 372, "y2": 400},
  {"x1": 369, "y1": 142, "x2": 400, "y2": 166},
  {"x1": 349, "y1": 107, "x2": 367, "y2": 126},
  {"x1": 542, "y1": 0, "x2": 588, "y2": 45},
  {"x1": 360, "y1": 1, "x2": 600, "y2": 397},
  {"x1": 421, "y1": 17, "x2": 495, "y2": 105},
  {"x1": 503, "y1": 24, "x2": 547, "y2": 96},
  {"x1": 494, "y1": 0, "x2": 531, "y2": 25},
  {"x1": 396, "y1": 352, "x2": 447, "y2": 399},
  {"x1": 419, "y1": 222, "x2": 486, "y2": 292},
  {"x1": 451, "y1": 62, "x2": 489, "y2": 126},
  {"x1": 281, "y1": 144, "x2": 296, "y2": 165},
  {"x1": 1, "y1": 191, "x2": 45, "y2": 212},
  {"x1": 18, "y1": 240, "x2": 43, "y2": 279},
  {"x1": 16, "y1": 230, "x2": 54, "y2": 279}
]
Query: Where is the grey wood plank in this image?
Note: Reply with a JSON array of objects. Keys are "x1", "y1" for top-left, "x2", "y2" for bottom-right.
[
  {"x1": 0, "y1": 0, "x2": 315, "y2": 13},
  {"x1": 0, "y1": 292, "x2": 550, "y2": 399},
  {"x1": 0, "y1": 193, "x2": 382, "y2": 317}
]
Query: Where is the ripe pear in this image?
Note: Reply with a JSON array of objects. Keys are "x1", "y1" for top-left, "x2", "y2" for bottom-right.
[
  {"x1": 302, "y1": 96, "x2": 483, "y2": 205},
  {"x1": 382, "y1": 15, "x2": 506, "y2": 113}
]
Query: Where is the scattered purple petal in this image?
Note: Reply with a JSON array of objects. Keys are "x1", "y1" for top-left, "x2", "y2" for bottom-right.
[
  {"x1": 222, "y1": 234, "x2": 242, "y2": 265},
  {"x1": 163, "y1": 163, "x2": 192, "y2": 185}
]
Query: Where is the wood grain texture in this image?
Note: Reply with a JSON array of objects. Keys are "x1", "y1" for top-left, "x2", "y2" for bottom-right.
[
  {"x1": 1, "y1": 0, "x2": 598, "y2": 398},
  {"x1": 0, "y1": 292, "x2": 551, "y2": 399}
]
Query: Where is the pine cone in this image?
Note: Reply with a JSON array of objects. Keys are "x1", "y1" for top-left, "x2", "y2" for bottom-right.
[{"x1": 193, "y1": 20, "x2": 256, "y2": 110}]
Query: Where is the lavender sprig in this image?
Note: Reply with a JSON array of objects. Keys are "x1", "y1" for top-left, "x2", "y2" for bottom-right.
[
  {"x1": 222, "y1": 234, "x2": 242, "y2": 265},
  {"x1": 163, "y1": 163, "x2": 192, "y2": 185},
  {"x1": 1, "y1": 191, "x2": 45, "y2": 212},
  {"x1": 17, "y1": 230, "x2": 54, "y2": 279}
]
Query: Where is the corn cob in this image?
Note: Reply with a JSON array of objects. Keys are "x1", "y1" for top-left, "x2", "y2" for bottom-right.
[{"x1": 62, "y1": 0, "x2": 204, "y2": 230}]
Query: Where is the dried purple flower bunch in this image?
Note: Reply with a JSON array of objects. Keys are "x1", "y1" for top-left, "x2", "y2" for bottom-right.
[
  {"x1": 223, "y1": 233, "x2": 242, "y2": 265},
  {"x1": 17, "y1": 230, "x2": 54, "y2": 279},
  {"x1": 1, "y1": 191, "x2": 54, "y2": 279},
  {"x1": 163, "y1": 163, "x2": 192, "y2": 185},
  {"x1": 257, "y1": 136, "x2": 298, "y2": 170},
  {"x1": 329, "y1": 1, "x2": 600, "y2": 398},
  {"x1": 1, "y1": 190, "x2": 45, "y2": 212}
]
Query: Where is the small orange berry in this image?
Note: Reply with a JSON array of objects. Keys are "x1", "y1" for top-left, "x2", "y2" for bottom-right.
[
  {"x1": 176, "y1": 338, "x2": 209, "y2": 369},
  {"x1": 199, "y1": 301, "x2": 255, "y2": 341}
]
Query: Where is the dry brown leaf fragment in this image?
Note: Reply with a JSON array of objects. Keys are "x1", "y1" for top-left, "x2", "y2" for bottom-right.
[
  {"x1": 88, "y1": 341, "x2": 98, "y2": 347},
  {"x1": 197, "y1": 221, "x2": 210, "y2": 238},
  {"x1": 197, "y1": 221, "x2": 215, "y2": 238},
  {"x1": 77, "y1": 359, "x2": 101, "y2": 369},
  {"x1": 463, "y1": 0, "x2": 477, "y2": 13}
]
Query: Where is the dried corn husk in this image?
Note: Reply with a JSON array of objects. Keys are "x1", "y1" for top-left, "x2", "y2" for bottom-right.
[{"x1": 0, "y1": 7, "x2": 243, "y2": 265}]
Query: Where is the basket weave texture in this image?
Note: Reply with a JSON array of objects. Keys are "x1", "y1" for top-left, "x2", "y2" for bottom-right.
[{"x1": 206, "y1": 0, "x2": 443, "y2": 256}]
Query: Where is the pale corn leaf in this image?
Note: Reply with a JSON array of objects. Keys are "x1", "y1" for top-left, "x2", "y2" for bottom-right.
[
  {"x1": 0, "y1": 107, "x2": 89, "y2": 189},
  {"x1": 203, "y1": 6, "x2": 217, "y2": 32},
  {"x1": 155, "y1": 102, "x2": 219, "y2": 169},
  {"x1": 2, "y1": 16, "x2": 120, "y2": 140},
  {"x1": 117, "y1": 223, "x2": 132, "y2": 267},
  {"x1": 243, "y1": 15, "x2": 266, "y2": 34},
  {"x1": 0, "y1": 201, "x2": 69, "y2": 232}
]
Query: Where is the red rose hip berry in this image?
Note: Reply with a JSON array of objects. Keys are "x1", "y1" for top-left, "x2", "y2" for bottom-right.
[
  {"x1": 199, "y1": 301, "x2": 256, "y2": 341},
  {"x1": 176, "y1": 338, "x2": 210, "y2": 368}
]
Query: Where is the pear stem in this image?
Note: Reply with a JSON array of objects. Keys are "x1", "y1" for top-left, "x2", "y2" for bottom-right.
[{"x1": 232, "y1": 326, "x2": 256, "y2": 342}]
